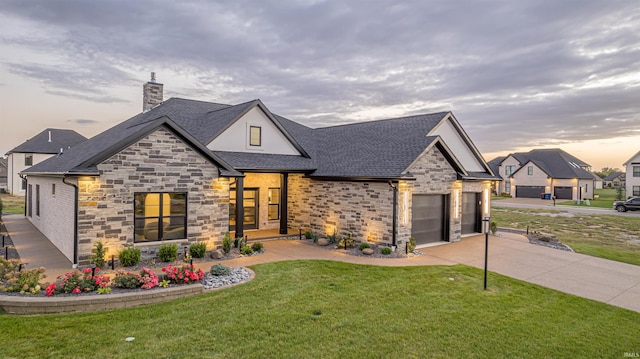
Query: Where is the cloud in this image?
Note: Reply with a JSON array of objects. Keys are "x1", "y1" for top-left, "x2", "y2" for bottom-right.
[
  {"x1": 0, "y1": 0, "x2": 639, "y2": 157},
  {"x1": 66, "y1": 119, "x2": 100, "y2": 125}
]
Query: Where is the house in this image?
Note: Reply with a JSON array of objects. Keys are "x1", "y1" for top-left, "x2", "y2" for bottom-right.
[
  {"x1": 488, "y1": 149, "x2": 595, "y2": 200},
  {"x1": 0, "y1": 158, "x2": 8, "y2": 193},
  {"x1": 5, "y1": 129, "x2": 87, "y2": 196},
  {"x1": 21, "y1": 75, "x2": 497, "y2": 267},
  {"x1": 593, "y1": 174, "x2": 603, "y2": 190},
  {"x1": 624, "y1": 151, "x2": 640, "y2": 198},
  {"x1": 603, "y1": 172, "x2": 626, "y2": 189}
]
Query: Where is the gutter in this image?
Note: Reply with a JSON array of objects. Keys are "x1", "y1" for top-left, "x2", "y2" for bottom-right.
[
  {"x1": 62, "y1": 175, "x2": 79, "y2": 268},
  {"x1": 388, "y1": 181, "x2": 398, "y2": 250}
]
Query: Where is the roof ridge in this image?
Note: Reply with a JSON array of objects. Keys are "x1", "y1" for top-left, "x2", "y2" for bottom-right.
[{"x1": 317, "y1": 111, "x2": 449, "y2": 130}]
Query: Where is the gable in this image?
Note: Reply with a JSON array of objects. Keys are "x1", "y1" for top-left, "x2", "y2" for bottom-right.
[
  {"x1": 429, "y1": 116, "x2": 486, "y2": 172},
  {"x1": 207, "y1": 107, "x2": 302, "y2": 156}
]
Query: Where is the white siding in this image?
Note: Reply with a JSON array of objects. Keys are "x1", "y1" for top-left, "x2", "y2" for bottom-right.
[
  {"x1": 430, "y1": 118, "x2": 485, "y2": 172},
  {"x1": 25, "y1": 176, "x2": 76, "y2": 262},
  {"x1": 207, "y1": 107, "x2": 301, "y2": 155},
  {"x1": 499, "y1": 156, "x2": 521, "y2": 195},
  {"x1": 625, "y1": 152, "x2": 640, "y2": 197},
  {"x1": 8, "y1": 152, "x2": 54, "y2": 195}
]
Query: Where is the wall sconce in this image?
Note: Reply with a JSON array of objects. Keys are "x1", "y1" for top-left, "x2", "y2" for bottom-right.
[{"x1": 453, "y1": 189, "x2": 460, "y2": 219}]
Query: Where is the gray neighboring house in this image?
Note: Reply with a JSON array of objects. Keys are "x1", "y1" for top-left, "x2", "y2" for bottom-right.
[
  {"x1": 489, "y1": 149, "x2": 596, "y2": 200},
  {"x1": 21, "y1": 77, "x2": 497, "y2": 267},
  {"x1": 0, "y1": 158, "x2": 8, "y2": 192},
  {"x1": 624, "y1": 150, "x2": 640, "y2": 197},
  {"x1": 5, "y1": 129, "x2": 87, "y2": 196},
  {"x1": 602, "y1": 172, "x2": 625, "y2": 189}
]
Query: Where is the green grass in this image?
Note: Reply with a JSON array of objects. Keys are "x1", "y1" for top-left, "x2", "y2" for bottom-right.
[
  {"x1": 1, "y1": 261, "x2": 638, "y2": 358},
  {"x1": 557, "y1": 188, "x2": 626, "y2": 209},
  {"x1": 492, "y1": 207, "x2": 640, "y2": 266},
  {"x1": 0, "y1": 193, "x2": 25, "y2": 215}
]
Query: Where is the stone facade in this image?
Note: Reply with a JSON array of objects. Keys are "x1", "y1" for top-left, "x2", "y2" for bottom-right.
[
  {"x1": 288, "y1": 175, "x2": 395, "y2": 245},
  {"x1": 76, "y1": 127, "x2": 229, "y2": 265}
]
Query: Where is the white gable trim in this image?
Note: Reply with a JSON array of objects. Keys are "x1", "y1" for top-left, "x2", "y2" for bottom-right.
[
  {"x1": 207, "y1": 105, "x2": 302, "y2": 156},
  {"x1": 429, "y1": 113, "x2": 492, "y2": 174}
]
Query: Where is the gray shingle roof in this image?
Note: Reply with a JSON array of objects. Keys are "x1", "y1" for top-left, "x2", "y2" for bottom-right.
[
  {"x1": 509, "y1": 149, "x2": 594, "y2": 179},
  {"x1": 603, "y1": 172, "x2": 624, "y2": 181},
  {"x1": 7, "y1": 129, "x2": 87, "y2": 155},
  {"x1": 23, "y1": 97, "x2": 493, "y2": 180},
  {"x1": 487, "y1": 156, "x2": 505, "y2": 179},
  {"x1": 310, "y1": 113, "x2": 447, "y2": 178}
]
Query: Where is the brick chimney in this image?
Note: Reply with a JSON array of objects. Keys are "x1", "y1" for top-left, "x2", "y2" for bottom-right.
[{"x1": 143, "y1": 72, "x2": 163, "y2": 112}]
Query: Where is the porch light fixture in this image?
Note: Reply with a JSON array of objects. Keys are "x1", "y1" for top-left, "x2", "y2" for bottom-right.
[{"x1": 453, "y1": 189, "x2": 460, "y2": 219}]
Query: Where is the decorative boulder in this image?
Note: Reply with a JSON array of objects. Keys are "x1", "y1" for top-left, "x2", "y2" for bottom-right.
[
  {"x1": 362, "y1": 248, "x2": 374, "y2": 255},
  {"x1": 536, "y1": 233, "x2": 557, "y2": 242},
  {"x1": 210, "y1": 249, "x2": 224, "y2": 259},
  {"x1": 317, "y1": 238, "x2": 330, "y2": 246}
]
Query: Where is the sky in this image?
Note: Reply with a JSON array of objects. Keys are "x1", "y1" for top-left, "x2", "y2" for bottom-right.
[{"x1": 1, "y1": 0, "x2": 639, "y2": 170}]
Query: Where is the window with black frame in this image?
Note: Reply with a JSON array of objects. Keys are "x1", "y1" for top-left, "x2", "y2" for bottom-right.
[
  {"x1": 268, "y1": 188, "x2": 280, "y2": 220},
  {"x1": 134, "y1": 192, "x2": 187, "y2": 242}
]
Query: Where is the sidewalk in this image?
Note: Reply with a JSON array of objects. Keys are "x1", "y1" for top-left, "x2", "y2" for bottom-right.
[{"x1": 3, "y1": 214, "x2": 640, "y2": 312}]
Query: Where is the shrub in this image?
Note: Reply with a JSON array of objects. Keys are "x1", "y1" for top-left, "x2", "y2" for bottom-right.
[
  {"x1": 359, "y1": 243, "x2": 370, "y2": 251},
  {"x1": 190, "y1": 242, "x2": 207, "y2": 259},
  {"x1": 327, "y1": 229, "x2": 338, "y2": 244},
  {"x1": 222, "y1": 232, "x2": 232, "y2": 254},
  {"x1": 408, "y1": 237, "x2": 416, "y2": 252},
  {"x1": 0, "y1": 196, "x2": 3, "y2": 221},
  {"x1": 1, "y1": 266, "x2": 46, "y2": 294},
  {"x1": 46, "y1": 268, "x2": 110, "y2": 296},
  {"x1": 241, "y1": 245, "x2": 254, "y2": 255},
  {"x1": 210, "y1": 263, "x2": 231, "y2": 276},
  {"x1": 234, "y1": 237, "x2": 245, "y2": 248},
  {"x1": 92, "y1": 240, "x2": 106, "y2": 268},
  {"x1": 251, "y1": 242, "x2": 263, "y2": 252},
  {"x1": 335, "y1": 232, "x2": 355, "y2": 249},
  {"x1": 112, "y1": 271, "x2": 140, "y2": 289},
  {"x1": 158, "y1": 243, "x2": 178, "y2": 262},
  {"x1": 118, "y1": 247, "x2": 141, "y2": 267},
  {"x1": 381, "y1": 247, "x2": 392, "y2": 255},
  {"x1": 161, "y1": 264, "x2": 204, "y2": 284},
  {"x1": 490, "y1": 221, "x2": 498, "y2": 235},
  {"x1": 304, "y1": 230, "x2": 313, "y2": 239}
]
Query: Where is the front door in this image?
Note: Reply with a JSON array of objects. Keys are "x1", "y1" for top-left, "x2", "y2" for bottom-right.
[{"x1": 230, "y1": 188, "x2": 259, "y2": 230}]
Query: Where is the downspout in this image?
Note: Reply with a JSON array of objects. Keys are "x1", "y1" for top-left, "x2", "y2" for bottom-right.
[
  {"x1": 62, "y1": 175, "x2": 79, "y2": 268},
  {"x1": 20, "y1": 174, "x2": 27, "y2": 216},
  {"x1": 389, "y1": 181, "x2": 398, "y2": 250}
]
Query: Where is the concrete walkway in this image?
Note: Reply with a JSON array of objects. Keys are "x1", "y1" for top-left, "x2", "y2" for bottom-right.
[{"x1": 3, "y1": 214, "x2": 640, "y2": 313}]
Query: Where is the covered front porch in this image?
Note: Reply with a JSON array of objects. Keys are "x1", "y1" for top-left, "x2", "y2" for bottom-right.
[{"x1": 230, "y1": 172, "x2": 294, "y2": 239}]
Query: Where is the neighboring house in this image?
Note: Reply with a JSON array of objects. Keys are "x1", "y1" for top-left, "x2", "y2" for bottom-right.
[
  {"x1": 5, "y1": 129, "x2": 87, "y2": 196},
  {"x1": 603, "y1": 172, "x2": 626, "y2": 188},
  {"x1": 488, "y1": 149, "x2": 595, "y2": 200},
  {"x1": 21, "y1": 76, "x2": 497, "y2": 267},
  {"x1": 624, "y1": 151, "x2": 640, "y2": 198},
  {"x1": 0, "y1": 158, "x2": 8, "y2": 192},
  {"x1": 593, "y1": 174, "x2": 603, "y2": 190}
]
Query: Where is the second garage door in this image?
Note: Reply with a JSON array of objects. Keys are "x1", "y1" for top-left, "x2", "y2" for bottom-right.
[
  {"x1": 554, "y1": 186, "x2": 573, "y2": 200},
  {"x1": 515, "y1": 186, "x2": 545, "y2": 198},
  {"x1": 411, "y1": 194, "x2": 449, "y2": 245}
]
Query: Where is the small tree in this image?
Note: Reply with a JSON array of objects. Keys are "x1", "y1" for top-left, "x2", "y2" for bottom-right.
[
  {"x1": 92, "y1": 240, "x2": 106, "y2": 268},
  {"x1": 616, "y1": 187, "x2": 624, "y2": 201}
]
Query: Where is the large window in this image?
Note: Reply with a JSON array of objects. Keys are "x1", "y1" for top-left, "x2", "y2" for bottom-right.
[
  {"x1": 634, "y1": 166, "x2": 640, "y2": 177},
  {"x1": 25, "y1": 154, "x2": 33, "y2": 166},
  {"x1": 505, "y1": 165, "x2": 516, "y2": 176},
  {"x1": 634, "y1": 186, "x2": 640, "y2": 197},
  {"x1": 249, "y1": 126, "x2": 261, "y2": 146},
  {"x1": 134, "y1": 192, "x2": 187, "y2": 242},
  {"x1": 268, "y1": 188, "x2": 280, "y2": 220},
  {"x1": 27, "y1": 184, "x2": 32, "y2": 217}
]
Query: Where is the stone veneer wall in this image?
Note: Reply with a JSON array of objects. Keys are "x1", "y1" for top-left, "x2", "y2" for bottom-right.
[
  {"x1": 405, "y1": 146, "x2": 461, "y2": 243},
  {"x1": 76, "y1": 128, "x2": 229, "y2": 266},
  {"x1": 288, "y1": 175, "x2": 395, "y2": 245}
]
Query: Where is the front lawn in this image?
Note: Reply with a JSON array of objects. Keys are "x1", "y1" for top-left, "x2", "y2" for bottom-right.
[
  {"x1": 492, "y1": 207, "x2": 640, "y2": 266},
  {"x1": 1, "y1": 261, "x2": 638, "y2": 358},
  {"x1": 557, "y1": 188, "x2": 625, "y2": 209}
]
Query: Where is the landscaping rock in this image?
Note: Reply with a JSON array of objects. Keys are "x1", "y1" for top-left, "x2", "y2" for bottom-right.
[
  {"x1": 362, "y1": 248, "x2": 374, "y2": 255},
  {"x1": 210, "y1": 249, "x2": 224, "y2": 259},
  {"x1": 536, "y1": 233, "x2": 557, "y2": 242},
  {"x1": 317, "y1": 238, "x2": 329, "y2": 246}
]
